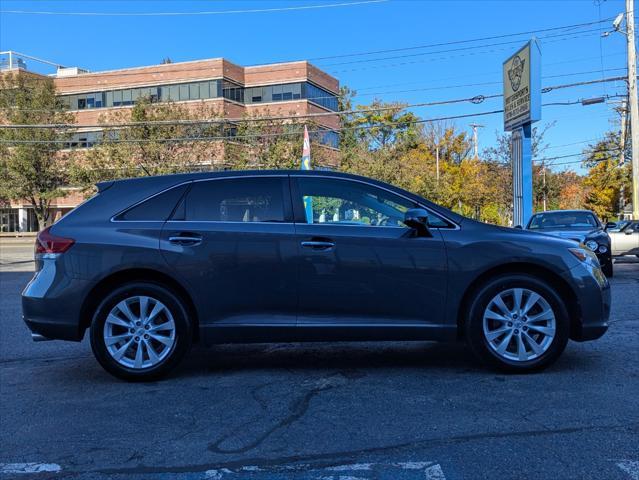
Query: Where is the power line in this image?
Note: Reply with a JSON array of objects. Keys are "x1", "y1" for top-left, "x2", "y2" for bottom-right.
[
  {"x1": 1, "y1": 75, "x2": 630, "y2": 130},
  {"x1": 2, "y1": 23, "x2": 622, "y2": 91},
  {"x1": 0, "y1": 109, "x2": 506, "y2": 145},
  {"x1": 0, "y1": 1, "x2": 387, "y2": 16},
  {"x1": 308, "y1": 17, "x2": 615, "y2": 61}
]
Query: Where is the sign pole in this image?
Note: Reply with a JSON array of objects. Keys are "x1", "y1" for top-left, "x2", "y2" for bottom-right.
[{"x1": 503, "y1": 40, "x2": 541, "y2": 227}]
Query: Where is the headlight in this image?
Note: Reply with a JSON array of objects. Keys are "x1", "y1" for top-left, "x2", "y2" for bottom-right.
[
  {"x1": 569, "y1": 247, "x2": 599, "y2": 265},
  {"x1": 585, "y1": 240, "x2": 598, "y2": 251},
  {"x1": 598, "y1": 245, "x2": 608, "y2": 253}
]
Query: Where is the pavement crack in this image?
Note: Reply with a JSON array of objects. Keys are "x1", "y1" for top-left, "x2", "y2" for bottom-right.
[{"x1": 208, "y1": 374, "x2": 346, "y2": 454}]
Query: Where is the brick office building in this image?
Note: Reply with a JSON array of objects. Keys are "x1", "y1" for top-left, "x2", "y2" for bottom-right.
[{"x1": 0, "y1": 52, "x2": 340, "y2": 232}]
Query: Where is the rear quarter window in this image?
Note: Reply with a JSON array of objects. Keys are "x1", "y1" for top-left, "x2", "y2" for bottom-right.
[{"x1": 115, "y1": 184, "x2": 188, "y2": 221}]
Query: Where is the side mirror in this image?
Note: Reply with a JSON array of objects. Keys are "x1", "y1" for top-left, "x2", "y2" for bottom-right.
[
  {"x1": 605, "y1": 222, "x2": 616, "y2": 230},
  {"x1": 514, "y1": 225, "x2": 523, "y2": 229},
  {"x1": 404, "y1": 208, "x2": 431, "y2": 237},
  {"x1": 625, "y1": 228, "x2": 634, "y2": 235}
]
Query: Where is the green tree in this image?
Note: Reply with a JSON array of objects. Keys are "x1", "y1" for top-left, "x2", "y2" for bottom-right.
[
  {"x1": 72, "y1": 98, "x2": 224, "y2": 187},
  {"x1": 582, "y1": 132, "x2": 631, "y2": 220},
  {"x1": 0, "y1": 73, "x2": 74, "y2": 229}
]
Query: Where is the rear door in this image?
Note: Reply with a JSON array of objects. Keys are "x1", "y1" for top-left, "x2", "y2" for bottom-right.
[
  {"x1": 160, "y1": 175, "x2": 298, "y2": 327},
  {"x1": 291, "y1": 175, "x2": 449, "y2": 327}
]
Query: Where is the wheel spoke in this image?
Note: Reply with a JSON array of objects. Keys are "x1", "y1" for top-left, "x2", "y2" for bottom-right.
[
  {"x1": 116, "y1": 301, "x2": 137, "y2": 323},
  {"x1": 516, "y1": 334, "x2": 528, "y2": 361},
  {"x1": 523, "y1": 332, "x2": 544, "y2": 355},
  {"x1": 492, "y1": 295, "x2": 512, "y2": 316},
  {"x1": 111, "y1": 338, "x2": 134, "y2": 361},
  {"x1": 484, "y1": 310, "x2": 509, "y2": 322},
  {"x1": 106, "y1": 313, "x2": 131, "y2": 328},
  {"x1": 144, "y1": 340, "x2": 160, "y2": 364},
  {"x1": 513, "y1": 288, "x2": 523, "y2": 312},
  {"x1": 146, "y1": 302, "x2": 165, "y2": 323},
  {"x1": 527, "y1": 324, "x2": 555, "y2": 336},
  {"x1": 104, "y1": 333, "x2": 131, "y2": 346},
  {"x1": 149, "y1": 319, "x2": 175, "y2": 332},
  {"x1": 134, "y1": 341, "x2": 144, "y2": 369},
  {"x1": 495, "y1": 330, "x2": 514, "y2": 355},
  {"x1": 485, "y1": 326, "x2": 511, "y2": 342},
  {"x1": 150, "y1": 333, "x2": 173, "y2": 347},
  {"x1": 139, "y1": 296, "x2": 149, "y2": 321},
  {"x1": 527, "y1": 310, "x2": 554, "y2": 323},
  {"x1": 522, "y1": 292, "x2": 541, "y2": 316}
]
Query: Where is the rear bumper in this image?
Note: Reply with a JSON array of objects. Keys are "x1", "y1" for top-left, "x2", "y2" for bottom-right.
[{"x1": 21, "y1": 257, "x2": 89, "y2": 342}]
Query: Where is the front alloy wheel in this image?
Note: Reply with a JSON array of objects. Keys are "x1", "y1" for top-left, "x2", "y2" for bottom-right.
[
  {"x1": 466, "y1": 274, "x2": 569, "y2": 372},
  {"x1": 482, "y1": 288, "x2": 556, "y2": 362}
]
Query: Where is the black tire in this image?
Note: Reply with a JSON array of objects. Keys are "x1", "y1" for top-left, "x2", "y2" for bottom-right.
[
  {"x1": 602, "y1": 259, "x2": 614, "y2": 278},
  {"x1": 90, "y1": 282, "x2": 192, "y2": 381},
  {"x1": 465, "y1": 274, "x2": 570, "y2": 372}
]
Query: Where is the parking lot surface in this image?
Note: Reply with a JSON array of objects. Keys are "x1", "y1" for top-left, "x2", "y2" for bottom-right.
[{"x1": 1, "y1": 239, "x2": 638, "y2": 479}]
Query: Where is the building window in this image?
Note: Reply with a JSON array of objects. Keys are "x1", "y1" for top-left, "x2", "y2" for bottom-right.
[{"x1": 58, "y1": 79, "x2": 338, "y2": 111}]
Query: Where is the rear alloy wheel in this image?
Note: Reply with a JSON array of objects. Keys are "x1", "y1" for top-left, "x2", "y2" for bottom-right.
[
  {"x1": 466, "y1": 275, "x2": 569, "y2": 372},
  {"x1": 90, "y1": 282, "x2": 192, "y2": 381}
]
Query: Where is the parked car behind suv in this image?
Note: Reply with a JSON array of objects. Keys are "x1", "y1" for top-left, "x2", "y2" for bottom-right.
[
  {"x1": 525, "y1": 210, "x2": 614, "y2": 277},
  {"x1": 609, "y1": 219, "x2": 639, "y2": 257},
  {"x1": 23, "y1": 171, "x2": 611, "y2": 380}
]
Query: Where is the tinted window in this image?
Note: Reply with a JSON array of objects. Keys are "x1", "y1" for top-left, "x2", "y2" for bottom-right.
[
  {"x1": 185, "y1": 178, "x2": 287, "y2": 222},
  {"x1": 296, "y1": 178, "x2": 449, "y2": 228},
  {"x1": 116, "y1": 184, "x2": 188, "y2": 221}
]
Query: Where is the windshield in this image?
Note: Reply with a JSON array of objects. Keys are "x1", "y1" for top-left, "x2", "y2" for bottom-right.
[{"x1": 528, "y1": 212, "x2": 599, "y2": 230}]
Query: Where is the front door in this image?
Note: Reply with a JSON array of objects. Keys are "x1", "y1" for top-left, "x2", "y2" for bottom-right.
[
  {"x1": 291, "y1": 176, "x2": 449, "y2": 327},
  {"x1": 160, "y1": 176, "x2": 298, "y2": 329}
]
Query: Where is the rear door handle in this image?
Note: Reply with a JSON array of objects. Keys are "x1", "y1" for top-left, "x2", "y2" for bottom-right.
[
  {"x1": 168, "y1": 233, "x2": 203, "y2": 246},
  {"x1": 301, "y1": 241, "x2": 335, "y2": 250}
]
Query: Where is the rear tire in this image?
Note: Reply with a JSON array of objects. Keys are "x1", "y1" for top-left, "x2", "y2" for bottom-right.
[
  {"x1": 465, "y1": 274, "x2": 569, "y2": 372},
  {"x1": 90, "y1": 282, "x2": 192, "y2": 381}
]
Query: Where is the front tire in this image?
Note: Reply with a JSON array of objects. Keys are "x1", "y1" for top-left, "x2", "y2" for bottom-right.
[
  {"x1": 465, "y1": 274, "x2": 569, "y2": 372},
  {"x1": 90, "y1": 282, "x2": 192, "y2": 381},
  {"x1": 602, "y1": 259, "x2": 613, "y2": 277}
]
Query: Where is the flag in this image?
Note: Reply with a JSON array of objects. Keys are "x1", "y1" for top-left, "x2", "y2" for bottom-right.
[{"x1": 301, "y1": 125, "x2": 313, "y2": 222}]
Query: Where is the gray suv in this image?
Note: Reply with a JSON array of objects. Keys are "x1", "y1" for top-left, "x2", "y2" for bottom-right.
[{"x1": 22, "y1": 170, "x2": 610, "y2": 380}]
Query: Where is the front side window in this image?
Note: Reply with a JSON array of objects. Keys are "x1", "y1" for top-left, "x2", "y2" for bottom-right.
[
  {"x1": 184, "y1": 177, "x2": 287, "y2": 223},
  {"x1": 296, "y1": 177, "x2": 449, "y2": 228}
]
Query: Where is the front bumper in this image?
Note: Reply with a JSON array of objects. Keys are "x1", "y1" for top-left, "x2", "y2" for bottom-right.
[{"x1": 565, "y1": 261, "x2": 611, "y2": 342}]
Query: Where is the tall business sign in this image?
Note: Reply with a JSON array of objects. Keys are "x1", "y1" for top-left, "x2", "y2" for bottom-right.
[{"x1": 503, "y1": 40, "x2": 541, "y2": 227}]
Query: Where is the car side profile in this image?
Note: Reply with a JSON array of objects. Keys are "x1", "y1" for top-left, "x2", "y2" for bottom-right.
[
  {"x1": 22, "y1": 170, "x2": 611, "y2": 380},
  {"x1": 609, "y1": 219, "x2": 639, "y2": 257}
]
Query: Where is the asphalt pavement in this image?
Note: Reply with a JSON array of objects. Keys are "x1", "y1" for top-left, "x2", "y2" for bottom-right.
[{"x1": 1, "y1": 239, "x2": 638, "y2": 480}]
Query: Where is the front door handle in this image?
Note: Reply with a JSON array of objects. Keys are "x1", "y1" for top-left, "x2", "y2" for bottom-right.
[
  {"x1": 168, "y1": 233, "x2": 203, "y2": 246},
  {"x1": 301, "y1": 240, "x2": 335, "y2": 250}
]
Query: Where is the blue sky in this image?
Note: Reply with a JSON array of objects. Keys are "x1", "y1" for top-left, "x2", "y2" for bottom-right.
[{"x1": 0, "y1": 0, "x2": 632, "y2": 172}]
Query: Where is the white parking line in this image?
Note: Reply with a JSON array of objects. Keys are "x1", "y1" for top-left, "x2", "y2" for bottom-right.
[
  {"x1": 204, "y1": 461, "x2": 446, "y2": 479},
  {"x1": 0, "y1": 463, "x2": 61, "y2": 474},
  {"x1": 618, "y1": 461, "x2": 639, "y2": 480}
]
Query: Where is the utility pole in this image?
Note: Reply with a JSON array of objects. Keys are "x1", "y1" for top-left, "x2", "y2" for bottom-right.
[
  {"x1": 626, "y1": 0, "x2": 639, "y2": 219},
  {"x1": 470, "y1": 123, "x2": 484, "y2": 158},
  {"x1": 435, "y1": 145, "x2": 440, "y2": 185},
  {"x1": 541, "y1": 160, "x2": 547, "y2": 211}
]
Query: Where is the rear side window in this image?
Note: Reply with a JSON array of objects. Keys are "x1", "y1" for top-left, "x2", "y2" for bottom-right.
[
  {"x1": 184, "y1": 177, "x2": 288, "y2": 222},
  {"x1": 116, "y1": 184, "x2": 188, "y2": 221}
]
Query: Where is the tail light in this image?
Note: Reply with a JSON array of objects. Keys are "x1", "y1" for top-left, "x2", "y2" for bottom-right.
[{"x1": 35, "y1": 227, "x2": 75, "y2": 255}]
